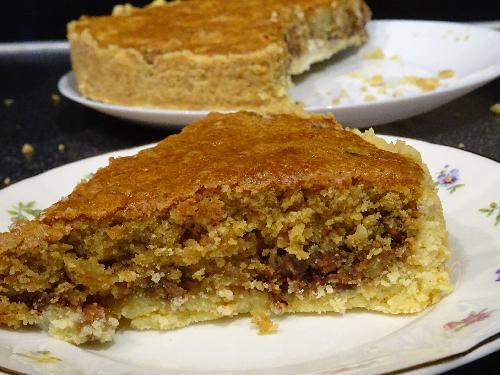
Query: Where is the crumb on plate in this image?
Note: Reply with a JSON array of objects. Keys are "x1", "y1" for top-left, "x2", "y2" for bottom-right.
[
  {"x1": 250, "y1": 310, "x2": 278, "y2": 335},
  {"x1": 399, "y1": 76, "x2": 439, "y2": 92},
  {"x1": 438, "y1": 69, "x2": 455, "y2": 79},
  {"x1": 368, "y1": 74, "x2": 384, "y2": 86},
  {"x1": 362, "y1": 47, "x2": 384, "y2": 60},
  {"x1": 377, "y1": 86, "x2": 388, "y2": 95}
]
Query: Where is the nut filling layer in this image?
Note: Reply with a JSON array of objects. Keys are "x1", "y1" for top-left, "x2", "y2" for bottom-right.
[{"x1": 4, "y1": 186, "x2": 418, "y2": 317}]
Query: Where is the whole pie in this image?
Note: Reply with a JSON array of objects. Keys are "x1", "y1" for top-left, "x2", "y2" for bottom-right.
[
  {"x1": 68, "y1": 0, "x2": 371, "y2": 111},
  {"x1": 0, "y1": 112, "x2": 451, "y2": 344}
]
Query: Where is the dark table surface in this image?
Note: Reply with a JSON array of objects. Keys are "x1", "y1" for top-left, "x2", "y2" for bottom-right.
[{"x1": 0, "y1": 44, "x2": 499, "y2": 374}]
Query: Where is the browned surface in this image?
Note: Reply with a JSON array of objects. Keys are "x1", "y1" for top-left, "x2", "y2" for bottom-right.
[
  {"x1": 70, "y1": 0, "x2": 368, "y2": 55},
  {"x1": 43, "y1": 112, "x2": 423, "y2": 223},
  {"x1": 72, "y1": 0, "x2": 287, "y2": 55}
]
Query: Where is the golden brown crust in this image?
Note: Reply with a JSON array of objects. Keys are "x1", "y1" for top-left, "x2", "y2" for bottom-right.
[
  {"x1": 72, "y1": 1, "x2": 284, "y2": 56},
  {"x1": 42, "y1": 112, "x2": 422, "y2": 223},
  {"x1": 71, "y1": 0, "x2": 368, "y2": 56}
]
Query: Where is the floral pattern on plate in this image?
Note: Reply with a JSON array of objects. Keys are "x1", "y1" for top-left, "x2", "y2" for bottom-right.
[
  {"x1": 443, "y1": 309, "x2": 495, "y2": 332},
  {"x1": 81, "y1": 172, "x2": 95, "y2": 182},
  {"x1": 479, "y1": 202, "x2": 500, "y2": 227},
  {"x1": 433, "y1": 164, "x2": 464, "y2": 194},
  {"x1": 15, "y1": 351, "x2": 61, "y2": 363},
  {"x1": 7, "y1": 201, "x2": 41, "y2": 223}
]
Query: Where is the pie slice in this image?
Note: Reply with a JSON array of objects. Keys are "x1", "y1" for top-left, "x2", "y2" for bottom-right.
[
  {"x1": 0, "y1": 112, "x2": 451, "y2": 344},
  {"x1": 68, "y1": 0, "x2": 371, "y2": 112}
]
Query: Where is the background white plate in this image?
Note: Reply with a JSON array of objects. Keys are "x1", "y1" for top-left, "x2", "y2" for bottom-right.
[
  {"x1": 0, "y1": 137, "x2": 499, "y2": 374},
  {"x1": 58, "y1": 20, "x2": 500, "y2": 128}
]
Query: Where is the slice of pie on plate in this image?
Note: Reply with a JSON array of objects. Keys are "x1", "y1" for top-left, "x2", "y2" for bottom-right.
[
  {"x1": 68, "y1": 0, "x2": 371, "y2": 112},
  {"x1": 0, "y1": 112, "x2": 451, "y2": 344}
]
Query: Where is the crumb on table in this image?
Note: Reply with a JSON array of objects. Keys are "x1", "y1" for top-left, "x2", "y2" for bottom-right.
[
  {"x1": 58, "y1": 143, "x2": 66, "y2": 153},
  {"x1": 21, "y1": 143, "x2": 34, "y2": 157},
  {"x1": 3, "y1": 98, "x2": 14, "y2": 107},
  {"x1": 457, "y1": 143, "x2": 465, "y2": 149},
  {"x1": 51, "y1": 94, "x2": 61, "y2": 103},
  {"x1": 490, "y1": 103, "x2": 500, "y2": 115},
  {"x1": 3, "y1": 177, "x2": 11, "y2": 186}
]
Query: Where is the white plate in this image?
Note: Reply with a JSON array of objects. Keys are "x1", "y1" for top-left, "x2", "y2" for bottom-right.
[
  {"x1": 0, "y1": 136, "x2": 499, "y2": 374},
  {"x1": 58, "y1": 20, "x2": 500, "y2": 128}
]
